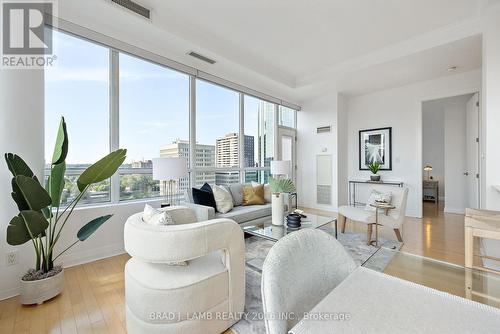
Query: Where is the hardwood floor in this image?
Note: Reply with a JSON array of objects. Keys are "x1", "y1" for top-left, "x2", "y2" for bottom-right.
[
  {"x1": 0, "y1": 201, "x2": 479, "y2": 333},
  {"x1": 0, "y1": 254, "x2": 130, "y2": 334},
  {"x1": 304, "y1": 201, "x2": 468, "y2": 266}
]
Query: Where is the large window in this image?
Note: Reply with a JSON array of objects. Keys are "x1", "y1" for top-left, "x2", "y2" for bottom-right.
[
  {"x1": 119, "y1": 53, "x2": 189, "y2": 201},
  {"x1": 244, "y1": 96, "x2": 275, "y2": 183},
  {"x1": 44, "y1": 28, "x2": 298, "y2": 206},
  {"x1": 196, "y1": 80, "x2": 239, "y2": 186},
  {"x1": 279, "y1": 106, "x2": 296, "y2": 128},
  {"x1": 45, "y1": 31, "x2": 110, "y2": 205}
]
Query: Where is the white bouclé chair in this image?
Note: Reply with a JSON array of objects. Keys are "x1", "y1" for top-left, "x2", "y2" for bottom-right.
[
  {"x1": 261, "y1": 229, "x2": 357, "y2": 334},
  {"x1": 124, "y1": 206, "x2": 245, "y2": 334},
  {"x1": 338, "y1": 186, "x2": 409, "y2": 244}
]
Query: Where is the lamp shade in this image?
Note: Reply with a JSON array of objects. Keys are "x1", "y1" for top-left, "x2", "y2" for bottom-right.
[
  {"x1": 271, "y1": 160, "x2": 291, "y2": 176},
  {"x1": 152, "y1": 157, "x2": 188, "y2": 180}
]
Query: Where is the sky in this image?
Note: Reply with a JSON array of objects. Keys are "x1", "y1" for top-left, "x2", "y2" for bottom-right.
[{"x1": 45, "y1": 30, "x2": 261, "y2": 165}]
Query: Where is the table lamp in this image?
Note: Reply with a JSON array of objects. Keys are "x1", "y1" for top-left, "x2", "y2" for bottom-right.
[
  {"x1": 424, "y1": 165, "x2": 433, "y2": 180},
  {"x1": 153, "y1": 157, "x2": 188, "y2": 207},
  {"x1": 271, "y1": 160, "x2": 291, "y2": 179}
]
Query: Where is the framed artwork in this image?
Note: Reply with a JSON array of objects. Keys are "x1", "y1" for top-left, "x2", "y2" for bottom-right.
[{"x1": 359, "y1": 127, "x2": 392, "y2": 170}]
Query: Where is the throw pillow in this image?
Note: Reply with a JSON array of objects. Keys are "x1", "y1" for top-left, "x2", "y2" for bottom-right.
[
  {"x1": 212, "y1": 184, "x2": 234, "y2": 213},
  {"x1": 192, "y1": 183, "x2": 217, "y2": 211},
  {"x1": 252, "y1": 181, "x2": 271, "y2": 203},
  {"x1": 228, "y1": 183, "x2": 244, "y2": 206},
  {"x1": 242, "y1": 184, "x2": 266, "y2": 205},
  {"x1": 143, "y1": 204, "x2": 175, "y2": 226},
  {"x1": 365, "y1": 190, "x2": 393, "y2": 211}
]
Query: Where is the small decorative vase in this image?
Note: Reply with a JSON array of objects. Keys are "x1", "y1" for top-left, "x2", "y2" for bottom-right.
[
  {"x1": 370, "y1": 174, "x2": 381, "y2": 181},
  {"x1": 20, "y1": 269, "x2": 64, "y2": 305},
  {"x1": 272, "y1": 193, "x2": 285, "y2": 226}
]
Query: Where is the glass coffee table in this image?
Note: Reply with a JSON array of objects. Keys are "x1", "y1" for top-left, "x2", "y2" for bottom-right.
[
  {"x1": 363, "y1": 247, "x2": 500, "y2": 309},
  {"x1": 242, "y1": 213, "x2": 337, "y2": 242}
]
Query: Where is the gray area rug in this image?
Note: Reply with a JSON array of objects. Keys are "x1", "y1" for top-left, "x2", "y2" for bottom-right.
[{"x1": 231, "y1": 229, "x2": 402, "y2": 334}]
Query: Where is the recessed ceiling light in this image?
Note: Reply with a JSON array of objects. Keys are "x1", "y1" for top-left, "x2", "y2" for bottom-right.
[{"x1": 447, "y1": 66, "x2": 458, "y2": 72}]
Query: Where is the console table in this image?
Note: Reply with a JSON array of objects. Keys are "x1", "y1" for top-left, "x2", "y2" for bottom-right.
[
  {"x1": 423, "y1": 180, "x2": 439, "y2": 203},
  {"x1": 348, "y1": 179, "x2": 404, "y2": 206}
]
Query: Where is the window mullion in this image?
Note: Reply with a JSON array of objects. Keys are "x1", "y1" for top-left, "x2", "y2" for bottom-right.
[
  {"x1": 239, "y1": 93, "x2": 244, "y2": 183},
  {"x1": 110, "y1": 50, "x2": 120, "y2": 203},
  {"x1": 189, "y1": 76, "x2": 197, "y2": 188}
]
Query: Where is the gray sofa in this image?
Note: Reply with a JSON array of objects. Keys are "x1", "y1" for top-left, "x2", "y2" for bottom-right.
[{"x1": 182, "y1": 183, "x2": 288, "y2": 227}]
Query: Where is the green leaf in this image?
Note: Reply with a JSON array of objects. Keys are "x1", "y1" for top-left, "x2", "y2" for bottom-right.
[
  {"x1": 269, "y1": 177, "x2": 296, "y2": 193},
  {"x1": 48, "y1": 162, "x2": 66, "y2": 207},
  {"x1": 6, "y1": 211, "x2": 49, "y2": 246},
  {"x1": 77, "y1": 149, "x2": 126, "y2": 192},
  {"x1": 77, "y1": 215, "x2": 113, "y2": 241},
  {"x1": 11, "y1": 179, "x2": 29, "y2": 211},
  {"x1": 4, "y1": 153, "x2": 38, "y2": 181},
  {"x1": 14, "y1": 175, "x2": 52, "y2": 211},
  {"x1": 51, "y1": 117, "x2": 68, "y2": 165}
]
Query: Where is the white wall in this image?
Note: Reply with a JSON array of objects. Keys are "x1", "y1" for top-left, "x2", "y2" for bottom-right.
[
  {"x1": 481, "y1": 1, "x2": 500, "y2": 269},
  {"x1": 297, "y1": 93, "x2": 338, "y2": 211},
  {"x1": 482, "y1": 2, "x2": 500, "y2": 210},
  {"x1": 346, "y1": 70, "x2": 481, "y2": 218},
  {"x1": 0, "y1": 68, "x2": 44, "y2": 300},
  {"x1": 337, "y1": 94, "x2": 349, "y2": 206},
  {"x1": 422, "y1": 104, "x2": 445, "y2": 199}
]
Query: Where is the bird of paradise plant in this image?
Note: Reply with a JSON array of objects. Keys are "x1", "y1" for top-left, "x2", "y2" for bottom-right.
[{"x1": 5, "y1": 117, "x2": 126, "y2": 274}]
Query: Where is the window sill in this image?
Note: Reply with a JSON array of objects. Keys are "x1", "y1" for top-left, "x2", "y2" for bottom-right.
[{"x1": 68, "y1": 197, "x2": 165, "y2": 212}]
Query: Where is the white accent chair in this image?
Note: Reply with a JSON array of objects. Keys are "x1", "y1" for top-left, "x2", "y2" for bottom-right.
[
  {"x1": 124, "y1": 206, "x2": 245, "y2": 334},
  {"x1": 261, "y1": 229, "x2": 356, "y2": 334},
  {"x1": 338, "y1": 186, "x2": 409, "y2": 244}
]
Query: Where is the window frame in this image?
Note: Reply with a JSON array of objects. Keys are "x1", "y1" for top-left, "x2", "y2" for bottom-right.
[{"x1": 44, "y1": 25, "x2": 299, "y2": 207}]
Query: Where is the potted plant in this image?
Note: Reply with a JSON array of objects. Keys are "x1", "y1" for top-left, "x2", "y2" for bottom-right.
[
  {"x1": 269, "y1": 178, "x2": 296, "y2": 226},
  {"x1": 5, "y1": 117, "x2": 126, "y2": 305},
  {"x1": 368, "y1": 161, "x2": 381, "y2": 181}
]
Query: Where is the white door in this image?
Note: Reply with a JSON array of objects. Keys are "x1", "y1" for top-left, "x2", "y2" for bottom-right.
[
  {"x1": 465, "y1": 93, "x2": 480, "y2": 209},
  {"x1": 278, "y1": 127, "x2": 297, "y2": 182}
]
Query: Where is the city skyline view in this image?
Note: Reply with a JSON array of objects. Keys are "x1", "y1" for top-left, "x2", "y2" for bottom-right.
[
  {"x1": 44, "y1": 31, "x2": 267, "y2": 166},
  {"x1": 43, "y1": 29, "x2": 292, "y2": 204}
]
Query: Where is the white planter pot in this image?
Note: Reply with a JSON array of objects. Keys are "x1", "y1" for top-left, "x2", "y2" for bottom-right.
[
  {"x1": 272, "y1": 193, "x2": 285, "y2": 226},
  {"x1": 20, "y1": 269, "x2": 64, "y2": 305}
]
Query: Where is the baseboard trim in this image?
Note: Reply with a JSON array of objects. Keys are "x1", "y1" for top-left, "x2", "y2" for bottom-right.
[
  {"x1": 60, "y1": 242, "x2": 126, "y2": 268},
  {"x1": 0, "y1": 286, "x2": 21, "y2": 301},
  {"x1": 0, "y1": 242, "x2": 126, "y2": 301}
]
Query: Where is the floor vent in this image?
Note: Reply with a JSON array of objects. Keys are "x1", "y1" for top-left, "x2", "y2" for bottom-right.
[
  {"x1": 111, "y1": 0, "x2": 150, "y2": 19},
  {"x1": 187, "y1": 51, "x2": 216, "y2": 65},
  {"x1": 317, "y1": 126, "x2": 331, "y2": 134}
]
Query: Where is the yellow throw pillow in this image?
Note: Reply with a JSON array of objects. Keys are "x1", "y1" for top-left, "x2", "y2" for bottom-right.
[{"x1": 242, "y1": 184, "x2": 266, "y2": 205}]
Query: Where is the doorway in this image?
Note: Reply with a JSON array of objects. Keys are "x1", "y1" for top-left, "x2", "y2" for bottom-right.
[
  {"x1": 277, "y1": 126, "x2": 297, "y2": 182},
  {"x1": 421, "y1": 92, "x2": 480, "y2": 215}
]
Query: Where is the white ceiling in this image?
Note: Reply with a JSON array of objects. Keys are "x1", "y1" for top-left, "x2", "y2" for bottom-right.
[
  {"x1": 60, "y1": 0, "x2": 485, "y2": 102},
  {"x1": 324, "y1": 34, "x2": 482, "y2": 96}
]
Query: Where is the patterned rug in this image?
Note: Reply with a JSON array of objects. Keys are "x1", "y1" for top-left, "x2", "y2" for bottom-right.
[{"x1": 231, "y1": 228, "x2": 402, "y2": 334}]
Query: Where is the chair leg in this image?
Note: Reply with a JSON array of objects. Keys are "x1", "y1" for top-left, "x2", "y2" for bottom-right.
[
  {"x1": 465, "y1": 226, "x2": 473, "y2": 268},
  {"x1": 394, "y1": 228, "x2": 403, "y2": 242},
  {"x1": 339, "y1": 214, "x2": 347, "y2": 233},
  {"x1": 366, "y1": 224, "x2": 373, "y2": 245}
]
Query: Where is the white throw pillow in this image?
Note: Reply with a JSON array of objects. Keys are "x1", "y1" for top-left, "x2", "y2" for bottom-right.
[
  {"x1": 143, "y1": 204, "x2": 175, "y2": 225},
  {"x1": 212, "y1": 185, "x2": 234, "y2": 213},
  {"x1": 364, "y1": 190, "x2": 392, "y2": 211},
  {"x1": 251, "y1": 181, "x2": 271, "y2": 203}
]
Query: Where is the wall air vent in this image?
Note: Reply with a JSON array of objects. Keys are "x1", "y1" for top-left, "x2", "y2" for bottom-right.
[
  {"x1": 317, "y1": 126, "x2": 331, "y2": 134},
  {"x1": 111, "y1": 0, "x2": 150, "y2": 19},
  {"x1": 187, "y1": 51, "x2": 216, "y2": 65}
]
